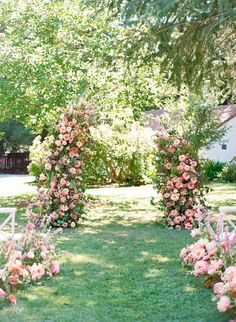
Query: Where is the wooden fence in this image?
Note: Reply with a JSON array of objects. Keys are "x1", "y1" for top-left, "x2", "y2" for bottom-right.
[{"x1": 0, "y1": 152, "x2": 29, "y2": 174}]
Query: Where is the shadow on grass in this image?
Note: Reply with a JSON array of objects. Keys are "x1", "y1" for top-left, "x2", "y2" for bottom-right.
[{"x1": 1, "y1": 220, "x2": 228, "y2": 322}]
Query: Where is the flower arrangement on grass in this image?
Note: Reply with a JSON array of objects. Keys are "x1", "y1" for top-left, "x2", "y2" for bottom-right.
[
  {"x1": 155, "y1": 130, "x2": 209, "y2": 230},
  {"x1": 180, "y1": 212, "x2": 236, "y2": 317},
  {"x1": 0, "y1": 223, "x2": 60, "y2": 305},
  {"x1": 29, "y1": 105, "x2": 93, "y2": 228}
]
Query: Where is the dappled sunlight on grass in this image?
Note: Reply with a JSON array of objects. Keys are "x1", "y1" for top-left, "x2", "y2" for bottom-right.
[{"x1": 0, "y1": 183, "x2": 235, "y2": 321}]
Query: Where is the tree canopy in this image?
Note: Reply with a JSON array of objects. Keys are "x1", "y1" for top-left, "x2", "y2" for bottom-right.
[{"x1": 87, "y1": 0, "x2": 236, "y2": 95}]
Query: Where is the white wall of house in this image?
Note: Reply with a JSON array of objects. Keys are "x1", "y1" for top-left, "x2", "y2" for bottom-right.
[{"x1": 202, "y1": 117, "x2": 236, "y2": 162}]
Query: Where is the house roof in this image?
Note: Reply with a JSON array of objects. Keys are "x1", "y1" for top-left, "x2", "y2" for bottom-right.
[
  {"x1": 218, "y1": 104, "x2": 236, "y2": 126},
  {"x1": 143, "y1": 104, "x2": 236, "y2": 131}
]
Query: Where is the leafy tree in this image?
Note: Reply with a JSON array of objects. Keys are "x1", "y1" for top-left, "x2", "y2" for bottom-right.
[
  {"x1": 0, "y1": 0, "x2": 118, "y2": 131},
  {"x1": 0, "y1": 0, "x2": 175, "y2": 132},
  {"x1": 0, "y1": 121, "x2": 34, "y2": 153},
  {"x1": 158, "y1": 94, "x2": 227, "y2": 152},
  {"x1": 88, "y1": 0, "x2": 236, "y2": 95}
]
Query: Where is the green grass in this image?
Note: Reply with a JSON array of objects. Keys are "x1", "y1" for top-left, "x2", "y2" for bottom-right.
[{"x1": 0, "y1": 183, "x2": 235, "y2": 321}]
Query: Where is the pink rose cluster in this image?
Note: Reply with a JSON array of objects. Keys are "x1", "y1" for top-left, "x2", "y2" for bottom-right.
[
  {"x1": 29, "y1": 107, "x2": 92, "y2": 228},
  {"x1": 214, "y1": 266, "x2": 236, "y2": 312},
  {"x1": 155, "y1": 132, "x2": 208, "y2": 230},
  {"x1": 180, "y1": 238, "x2": 223, "y2": 277},
  {"x1": 180, "y1": 213, "x2": 236, "y2": 317},
  {"x1": 0, "y1": 223, "x2": 60, "y2": 305}
]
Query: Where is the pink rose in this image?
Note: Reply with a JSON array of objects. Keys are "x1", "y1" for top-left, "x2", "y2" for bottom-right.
[
  {"x1": 164, "y1": 163, "x2": 172, "y2": 169},
  {"x1": 164, "y1": 193, "x2": 171, "y2": 198},
  {"x1": 175, "y1": 225, "x2": 181, "y2": 230},
  {"x1": 167, "y1": 145, "x2": 176, "y2": 153},
  {"x1": 69, "y1": 168, "x2": 77, "y2": 175},
  {"x1": 180, "y1": 248, "x2": 187, "y2": 258},
  {"x1": 45, "y1": 163, "x2": 52, "y2": 171},
  {"x1": 173, "y1": 139, "x2": 180, "y2": 146},
  {"x1": 39, "y1": 173, "x2": 47, "y2": 181},
  {"x1": 26, "y1": 222, "x2": 35, "y2": 231},
  {"x1": 205, "y1": 241, "x2": 217, "y2": 256},
  {"x1": 194, "y1": 260, "x2": 208, "y2": 277},
  {"x1": 191, "y1": 228, "x2": 201, "y2": 238},
  {"x1": 190, "y1": 160, "x2": 197, "y2": 167},
  {"x1": 213, "y1": 282, "x2": 225, "y2": 296},
  {"x1": 25, "y1": 251, "x2": 34, "y2": 259},
  {"x1": 50, "y1": 261, "x2": 60, "y2": 275},
  {"x1": 171, "y1": 193, "x2": 179, "y2": 201},
  {"x1": 178, "y1": 155, "x2": 186, "y2": 162},
  {"x1": 217, "y1": 296, "x2": 231, "y2": 312}
]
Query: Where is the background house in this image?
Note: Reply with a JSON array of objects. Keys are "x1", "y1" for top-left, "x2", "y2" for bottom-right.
[
  {"x1": 144, "y1": 104, "x2": 236, "y2": 163},
  {"x1": 203, "y1": 105, "x2": 236, "y2": 162}
]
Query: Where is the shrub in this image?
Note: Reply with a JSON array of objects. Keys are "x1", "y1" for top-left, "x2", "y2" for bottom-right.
[
  {"x1": 28, "y1": 136, "x2": 51, "y2": 180},
  {"x1": 29, "y1": 109, "x2": 156, "y2": 186},
  {"x1": 203, "y1": 160, "x2": 225, "y2": 181},
  {"x1": 219, "y1": 157, "x2": 236, "y2": 183},
  {"x1": 86, "y1": 120, "x2": 155, "y2": 185},
  {"x1": 155, "y1": 130, "x2": 209, "y2": 230}
]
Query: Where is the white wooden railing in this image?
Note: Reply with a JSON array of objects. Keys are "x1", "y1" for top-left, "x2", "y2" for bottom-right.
[{"x1": 0, "y1": 208, "x2": 17, "y2": 240}]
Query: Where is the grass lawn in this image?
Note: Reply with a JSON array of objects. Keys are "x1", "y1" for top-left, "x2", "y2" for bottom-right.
[{"x1": 0, "y1": 183, "x2": 235, "y2": 322}]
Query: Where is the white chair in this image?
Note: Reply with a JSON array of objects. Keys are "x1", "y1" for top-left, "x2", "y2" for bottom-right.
[
  {"x1": 0, "y1": 207, "x2": 17, "y2": 241},
  {"x1": 218, "y1": 206, "x2": 236, "y2": 241}
]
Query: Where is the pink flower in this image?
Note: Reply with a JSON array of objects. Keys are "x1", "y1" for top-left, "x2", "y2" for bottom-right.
[
  {"x1": 164, "y1": 163, "x2": 172, "y2": 170},
  {"x1": 205, "y1": 241, "x2": 217, "y2": 256},
  {"x1": 173, "y1": 139, "x2": 180, "y2": 146},
  {"x1": 69, "y1": 167, "x2": 77, "y2": 175},
  {"x1": 60, "y1": 178, "x2": 66, "y2": 186},
  {"x1": 207, "y1": 259, "x2": 223, "y2": 275},
  {"x1": 224, "y1": 266, "x2": 236, "y2": 282},
  {"x1": 184, "y1": 222, "x2": 193, "y2": 230},
  {"x1": 0, "y1": 288, "x2": 6, "y2": 298},
  {"x1": 190, "y1": 160, "x2": 197, "y2": 167},
  {"x1": 55, "y1": 140, "x2": 61, "y2": 146},
  {"x1": 9, "y1": 276, "x2": 21, "y2": 285},
  {"x1": 178, "y1": 155, "x2": 186, "y2": 162},
  {"x1": 191, "y1": 228, "x2": 201, "y2": 238},
  {"x1": 170, "y1": 209, "x2": 179, "y2": 217},
  {"x1": 164, "y1": 193, "x2": 171, "y2": 198},
  {"x1": 180, "y1": 248, "x2": 188, "y2": 258},
  {"x1": 187, "y1": 182, "x2": 195, "y2": 190},
  {"x1": 26, "y1": 222, "x2": 35, "y2": 231},
  {"x1": 45, "y1": 163, "x2": 52, "y2": 171},
  {"x1": 185, "y1": 209, "x2": 194, "y2": 217},
  {"x1": 213, "y1": 282, "x2": 225, "y2": 296},
  {"x1": 217, "y1": 296, "x2": 231, "y2": 312},
  {"x1": 175, "y1": 182, "x2": 183, "y2": 189},
  {"x1": 182, "y1": 172, "x2": 190, "y2": 180},
  {"x1": 171, "y1": 194, "x2": 179, "y2": 201},
  {"x1": 184, "y1": 165, "x2": 190, "y2": 171},
  {"x1": 9, "y1": 294, "x2": 16, "y2": 305},
  {"x1": 167, "y1": 145, "x2": 176, "y2": 153},
  {"x1": 25, "y1": 251, "x2": 35, "y2": 259},
  {"x1": 50, "y1": 261, "x2": 60, "y2": 275},
  {"x1": 30, "y1": 263, "x2": 45, "y2": 281},
  {"x1": 193, "y1": 260, "x2": 208, "y2": 277},
  {"x1": 39, "y1": 173, "x2": 47, "y2": 181},
  {"x1": 175, "y1": 225, "x2": 181, "y2": 230},
  {"x1": 192, "y1": 247, "x2": 205, "y2": 261},
  {"x1": 174, "y1": 216, "x2": 182, "y2": 224}
]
